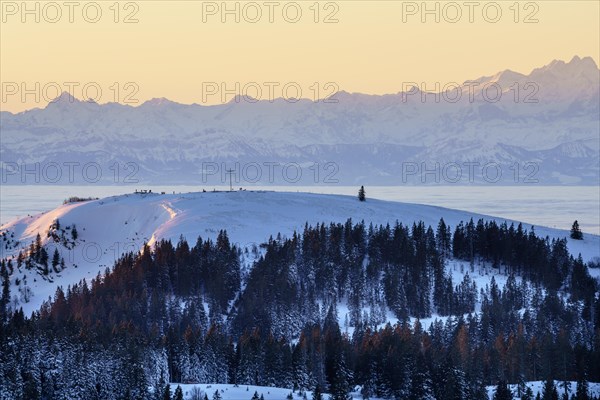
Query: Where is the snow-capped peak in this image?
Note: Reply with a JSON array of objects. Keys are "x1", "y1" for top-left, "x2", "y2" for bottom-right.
[{"x1": 48, "y1": 91, "x2": 80, "y2": 105}]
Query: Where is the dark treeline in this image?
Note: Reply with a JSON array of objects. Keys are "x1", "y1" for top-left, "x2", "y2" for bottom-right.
[{"x1": 0, "y1": 218, "x2": 599, "y2": 400}]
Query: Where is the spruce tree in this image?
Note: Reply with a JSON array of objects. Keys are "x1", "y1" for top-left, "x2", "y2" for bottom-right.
[
  {"x1": 542, "y1": 377, "x2": 559, "y2": 400},
  {"x1": 52, "y1": 249, "x2": 60, "y2": 273},
  {"x1": 22, "y1": 377, "x2": 41, "y2": 400},
  {"x1": 358, "y1": 186, "x2": 366, "y2": 202},
  {"x1": 17, "y1": 251, "x2": 24, "y2": 269},
  {"x1": 153, "y1": 377, "x2": 166, "y2": 400},
  {"x1": 174, "y1": 385, "x2": 184, "y2": 400},
  {"x1": 34, "y1": 233, "x2": 42, "y2": 258},
  {"x1": 330, "y1": 359, "x2": 351, "y2": 400},
  {"x1": 39, "y1": 248, "x2": 49, "y2": 275},
  {"x1": 0, "y1": 262, "x2": 10, "y2": 310},
  {"x1": 163, "y1": 384, "x2": 172, "y2": 400},
  {"x1": 570, "y1": 220, "x2": 583, "y2": 240},
  {"x1": 409, "y1": 353, "x2": 435, "y2": 400},
  {"x1": 575, "y1": 373, "x2": 589, "y2": 400},
  {"x1": 312, "y1": 384, "x2": 323, "y2": 400},
  {"x1": 522, "y1": 387, "x2": 535, "y2": 400},
  {"x1": 493, "y1": 380, "x2": 513, "y2": 400}
]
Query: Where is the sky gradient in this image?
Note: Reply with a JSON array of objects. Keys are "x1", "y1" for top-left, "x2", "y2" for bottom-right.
[{"x1": 1, "y1": 0, "x2": 599, "y2": 112}]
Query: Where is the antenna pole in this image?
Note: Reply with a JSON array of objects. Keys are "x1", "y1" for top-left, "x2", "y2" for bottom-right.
[{"x1": 226, "y1": 168, "x2": 235, "y2": 191}]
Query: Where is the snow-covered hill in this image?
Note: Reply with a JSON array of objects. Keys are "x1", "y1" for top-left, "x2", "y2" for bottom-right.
[
  {"x1": 166, "y1": 381, "x2": 600, "y2": 400},
  {"x1": 1, "y1": 190, "x2": 598, "y2": 315},
  {"x1": 1, "y1": 56, "x2": 598, "y2": 185}
]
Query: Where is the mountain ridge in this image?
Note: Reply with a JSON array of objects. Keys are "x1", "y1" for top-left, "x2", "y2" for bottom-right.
[
  {"x1": 3, "y1": 55, "x2": 597, "y2": 112},
  {"x1": 1, "y1": 56, "x2": 598, "y2": 185}
]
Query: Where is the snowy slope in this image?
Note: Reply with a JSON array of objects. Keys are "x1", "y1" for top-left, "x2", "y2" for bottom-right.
[
  {"x1": 486, "y1": 381, "x2": 600, "y2": 400},
  {"x1": 1, "y1": 190, "x2": 599, "y2": 315},
  {"x1": 166, "y1": 381, "x2": 600, "y2": 400}
]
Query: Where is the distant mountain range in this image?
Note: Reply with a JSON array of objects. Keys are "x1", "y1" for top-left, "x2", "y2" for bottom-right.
[{"x1": 1, "y1": 56, "x2": 598, "y2": 185}]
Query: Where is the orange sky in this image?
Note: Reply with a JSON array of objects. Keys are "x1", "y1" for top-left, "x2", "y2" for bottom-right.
[{"x1": 1, "y1": 0, "x2": 598, "y2": 112}]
